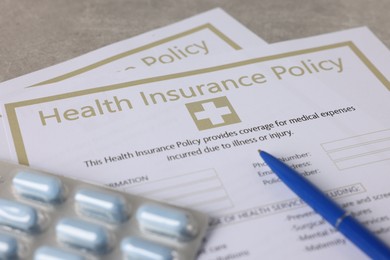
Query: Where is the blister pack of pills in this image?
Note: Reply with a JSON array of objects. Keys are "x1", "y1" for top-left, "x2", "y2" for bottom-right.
[{"x1": 0, "y1": 161, "x2": 209, "y2": 259}]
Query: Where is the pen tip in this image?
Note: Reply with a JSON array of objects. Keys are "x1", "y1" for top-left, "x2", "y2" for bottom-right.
[{"x1": 258, "y1": 149, "x2": 262, "y2": 153}]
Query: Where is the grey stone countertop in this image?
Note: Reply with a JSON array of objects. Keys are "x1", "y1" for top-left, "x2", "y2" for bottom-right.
[{"x1": 1, "y1": 0, "x2": 389, "y2": 82}]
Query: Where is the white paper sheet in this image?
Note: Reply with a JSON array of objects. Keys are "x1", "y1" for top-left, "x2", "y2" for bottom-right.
[
  {"x1": 2, "y1": 28, "x2": 390, "y2": 259},
  {"x1": 0, "y1": 8, "x2": 267, "y2": 159}
]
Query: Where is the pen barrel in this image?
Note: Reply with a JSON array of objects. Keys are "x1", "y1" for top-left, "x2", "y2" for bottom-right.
[
  {"x1": 261, "y1": 151, "x2": 345, "y2": 224},
  {"x1": 260, "y1": 151, "x2": 390, "y2": 259},
  {"x1": 338, "y1": 216, "x2": 390, "y2": 260}
]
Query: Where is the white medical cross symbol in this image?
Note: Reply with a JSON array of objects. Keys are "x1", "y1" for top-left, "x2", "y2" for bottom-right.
[{"x1": 194, "y1": 102, "x2": 232, "y2": 125}]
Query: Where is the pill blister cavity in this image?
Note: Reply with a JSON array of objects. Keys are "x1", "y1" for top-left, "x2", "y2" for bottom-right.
[
  {"x1": 121, "y1": 236, "x2": 176, "y2": 260},
  {"x1": 75, "y1": 188, "x2": 129, "y2": 223},
  {"x1": 0, "y1": 199, "x2": 39, "y2": 232},
  {"x1": 136, "y1": 204, "x2": 199, "y2": 240},
  {"x1": 34, "y1": 246, "x2": 85, "y2": 260},
  {"x1": 13, "y1": 171, "x2": 64, "y2": 203},
  {"x1": 0, "y1": 233, "x2": 18, "y2": 259},
  {"x1": 56, "y1": 218, "x2": 111, "y2": 254}
]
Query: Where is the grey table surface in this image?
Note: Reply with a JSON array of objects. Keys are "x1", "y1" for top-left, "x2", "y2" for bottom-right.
[{"x1": 1, "y1": 0, "x2": 389, "y2": 83}]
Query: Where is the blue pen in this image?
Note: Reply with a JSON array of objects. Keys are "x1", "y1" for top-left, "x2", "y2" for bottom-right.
[{"x1": 259, "y1": 150, "x2": 390, "y2": 260}]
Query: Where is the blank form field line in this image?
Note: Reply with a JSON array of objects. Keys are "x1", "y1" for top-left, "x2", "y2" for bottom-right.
[
  {"x1": 322, "y1": 129, "x2": 390, "y2": 169},
  {"x1": 136, "y1": 176, "x2": 218, "y2": 196},
  {"x1": 125, "y1": 168, "x2": 233, "y2": 213},
  {"x1": 165, "y1": 185, "x2": 223, "y2": 201},
  {"x1": 188, "y1": 196, "x2": 232, "y2": 209},
  {"x1": 325, "y1": 137, "x2": 390, "y2": 153},
  {"x1": 333, "y1": 147, "x2": 390, "y2": 162}
]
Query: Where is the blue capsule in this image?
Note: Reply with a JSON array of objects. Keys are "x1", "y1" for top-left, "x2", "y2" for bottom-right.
[
  {"x1": 0, "y1": 233, "x2": 18, "y2": 259},
  {"x1": 75, "y1": 189, "x2": 128, "y2": 223},
  {"x1": 121, "y1": 237, "x2": 174, "y2": 260},
  {"x1": 136, "y1": 204, "x2": 199, "y2": 240},
  {"x1": 13, "y1": 171, "x2": 63, "y2": 203},
  {"x1": 0, "y1": 199, "x2": 38, "y2": 232},
  {"x1": 34, "y1": 246, "x2": 85, "y2": 260},
  {"x1": 56, "y1": 218, "x2": 110, "y2": 253}
]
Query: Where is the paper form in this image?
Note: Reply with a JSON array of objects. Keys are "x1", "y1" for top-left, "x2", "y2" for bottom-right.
[
  {"x1": 1, "y1": 28, "x2": 390, "y2": 259},
  {"x1": 0, "y1": 8, "x2": 267, "y2": 160},
  {"x1": 35, "y1": 27, "x2": 390, "y2": 95}
]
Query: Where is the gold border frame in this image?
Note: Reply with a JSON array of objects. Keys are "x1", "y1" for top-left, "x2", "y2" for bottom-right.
[
  {"x1": 30, "y1": 23, "x2": 242, "y2": 87},
  {"x1": 5, "y1": 41, "x2": 390, "y2": 165}
]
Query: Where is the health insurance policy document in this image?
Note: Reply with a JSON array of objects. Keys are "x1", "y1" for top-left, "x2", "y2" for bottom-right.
[
  {"x1": 2, "y1": 27, "x2": 390, "y2": 259},
  {"x1": 0, "y1": 8, "x2": 266, "y2": 159}
]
